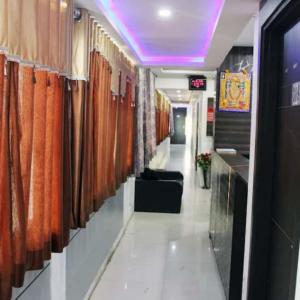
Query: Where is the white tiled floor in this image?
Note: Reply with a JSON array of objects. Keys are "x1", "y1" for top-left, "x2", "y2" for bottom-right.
[{"x1": 91, "y1": 145, "x2": 225, "y2": 300}]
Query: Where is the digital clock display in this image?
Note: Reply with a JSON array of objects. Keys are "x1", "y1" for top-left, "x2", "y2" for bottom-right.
[{"x1": 189, "y1": 76, "x2": 207, "y2": 91}]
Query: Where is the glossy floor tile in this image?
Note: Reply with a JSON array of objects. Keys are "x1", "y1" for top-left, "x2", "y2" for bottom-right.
[{"x1": 90, "y1": 145, "x2": 225, "y2": 300}]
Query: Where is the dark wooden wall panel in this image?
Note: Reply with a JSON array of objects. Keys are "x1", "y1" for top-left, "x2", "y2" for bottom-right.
[{"x1": 214, "y1": 47, "x2": 253, "y2": 155}]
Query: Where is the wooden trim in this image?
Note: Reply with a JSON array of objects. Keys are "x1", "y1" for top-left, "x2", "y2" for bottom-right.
[{"x1": 248, "y1": 1, "x2": 300, "y2": 299}]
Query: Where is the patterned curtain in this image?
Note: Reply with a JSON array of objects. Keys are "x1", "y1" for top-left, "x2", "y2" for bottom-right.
[
  {"x1": 134, "y1": 69, "x2": 145, "y2": 175},
  {"x1": 134, "y1": 68, "x2": 157, "y2": 175}
]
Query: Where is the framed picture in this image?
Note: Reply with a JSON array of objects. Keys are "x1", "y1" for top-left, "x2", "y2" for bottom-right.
[{"x1": 219, "y1": 72, "x2": 251, "y2": 112}]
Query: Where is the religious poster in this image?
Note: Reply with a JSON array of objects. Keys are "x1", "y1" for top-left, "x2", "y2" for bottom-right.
[{"x1": 219, "y1": 72, "x2": 251, "y2": 112}]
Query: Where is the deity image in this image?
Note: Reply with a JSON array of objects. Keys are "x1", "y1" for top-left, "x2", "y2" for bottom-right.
[{"x1": 220, "y1": 72, "x2": 251, "y2": 112}]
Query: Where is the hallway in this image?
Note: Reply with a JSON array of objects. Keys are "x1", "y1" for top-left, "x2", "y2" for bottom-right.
[{"x1": 91, "y1": 145, "x2": 225, "y2": 300}]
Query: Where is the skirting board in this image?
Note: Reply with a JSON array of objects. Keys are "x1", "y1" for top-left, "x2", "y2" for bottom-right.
[{"x1": 83, "y1": 212, "x2": 134, "y2": 300}]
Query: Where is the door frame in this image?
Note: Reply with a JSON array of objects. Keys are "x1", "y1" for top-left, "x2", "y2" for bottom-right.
[{"x1": 248, "y1": 1, "x2": 300, "y2": 299}]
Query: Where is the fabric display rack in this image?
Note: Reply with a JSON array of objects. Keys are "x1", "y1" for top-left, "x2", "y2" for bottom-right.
[{"x1": 0, "y1": 3, "x2": 170, "y2": 300}]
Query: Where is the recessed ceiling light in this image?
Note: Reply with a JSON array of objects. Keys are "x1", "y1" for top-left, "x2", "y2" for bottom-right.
[{"x1": 158, "y1": 9, "x2": 172, "y2": 18}]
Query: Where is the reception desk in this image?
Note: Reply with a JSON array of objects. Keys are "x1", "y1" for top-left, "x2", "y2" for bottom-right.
[{"x1": 209, "y1": 153, "x2": 249, "y2": 300}]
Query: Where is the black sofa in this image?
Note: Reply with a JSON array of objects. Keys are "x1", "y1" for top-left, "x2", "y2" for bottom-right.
[{"x1": 135, "y1": 169, "x2": 184, "y2": 214}]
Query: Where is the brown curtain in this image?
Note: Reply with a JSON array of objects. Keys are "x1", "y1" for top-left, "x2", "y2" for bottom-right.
[
  {"x1": 51, "y1": 77, "x2": 66, "y2": 252},
  {"x1": 7, "y1": 61, "x2": 26, "y2": 287},
  {"x1": 115, "y1": 76, "x2": 123, "y2": 188},
  {"x1": 114, "y1": 75, "x2": 135, "y2": 187},
  {"x1": 81, "y1": 78, "x2": 94, "y2": 225},
  {"x1": 0, "y1": 54, "x2": 13, "y2": 300},
  {"x1": 89, "y1": 51, "x2": 113, "y2": 210},
  {"x1": 18, "y1": 66, "x2": 34, "y2": 283},
  {"x1": 107, "y1": 94, "x2": 118, "y2": 196},
  {"x1": 69, "y1": 50, "x2": 135, "y2": 229},
  {"x1": 70, "y1": 80, "x2": 86, "y2": 228},
  {"x1": 62, "y1": 79, "x2": 72, "y2": 249},
  {"x1": 43, "y1": 73, "x2": 56, "y2": 260},
  {"x1": 125, "y1": 79, "x2": 135, "y2": 175},
  {"x1": 26, "y1": 70, "x2": 47, "y2": 270},
  {"x1": 156, "y1": 92, "x2": 170, "y2": 145}
]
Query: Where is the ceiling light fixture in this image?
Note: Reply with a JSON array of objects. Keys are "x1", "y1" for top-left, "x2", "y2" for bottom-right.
[
  {"x1": 158, "y1": 9, "x2": 172, "y2": 18},
  {"x1": 176, "y1": 90, "x2": 181, "y2": 93},
  {"x1": 99, "y1": 0, "x2": 225, "y2": 66}
]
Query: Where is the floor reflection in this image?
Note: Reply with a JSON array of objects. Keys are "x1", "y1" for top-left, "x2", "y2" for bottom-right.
[{"x1": 91, "y1": 145, "x2": 225, "y2": 300}]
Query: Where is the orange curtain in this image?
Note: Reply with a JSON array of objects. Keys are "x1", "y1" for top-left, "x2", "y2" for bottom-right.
[
  {"x1": 0, "y1": 54, "x2": 72, "y2": 299},
  {"x1": 89, "y1": 51, "x2": 113, "y2": 210},
  {"x1": 107, "y1": 94, "x2": 118, "y2": 196},
  {"x1": 7, "y1": 61, "x2": 26, "y2": 287},
  {"x1": 69, "y1": 51, "x2": 135, "y2": 230}
]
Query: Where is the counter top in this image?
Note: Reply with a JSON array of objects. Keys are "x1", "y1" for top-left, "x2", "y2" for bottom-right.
[{"x1": 214, "y1": 152, "x2": 249, "y2": 183}]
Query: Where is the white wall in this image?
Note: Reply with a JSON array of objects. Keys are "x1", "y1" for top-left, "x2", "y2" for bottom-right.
[
  {"x1": 198, "y1": 79, "x2": 215, "y2": 154},
  {"x1": 155, "y1": 77, "x2": 189, "y2": 90},
  {"x1": 12, "y1": 180, "x2": 135, "y2": 300},
  {"x1": 241, "y1": 13, "x2": 259, "y2": 300},
  {"x1": 149, "y1": 138, "x2": 171, "y2": 169},
  {"x1": 190, "y1": 78, "x2": 215, "y2": 156}
]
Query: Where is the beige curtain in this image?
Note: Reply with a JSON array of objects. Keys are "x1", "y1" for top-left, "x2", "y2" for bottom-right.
[
  {"x1": 21, "y1": 0, "x2": 38, "y2": 63},
  {"x1": 0, "y1": 0, "x2": 73, "y2": 73},
  {"x1": 72, "y1": 9, "x2": 135, "y2": 94},
  {"x1": 0, "y1": 0, "x2": 8, "y2": 50},
  {"x1": 49, "y1": 0, "x2": 60, "y2": 70},
  {"x1": 72, "y1": 10, "x2": 90, "y2": 80}
]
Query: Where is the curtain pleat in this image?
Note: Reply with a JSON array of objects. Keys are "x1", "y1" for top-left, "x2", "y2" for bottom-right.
[
  {"x1": 18, "y1": 65, "x2": 34, "y2": 287},
  {"x1": 7, "y1": 62, "x2": 26, "y2": 287},
  {"x1": 43, "y1": 73, "x2": 56, "y2": 260},
  {"x1": 62, "y1": 79, "x2": 72, "y2": 249},
  {"x1": 51, "y1": 76, "x2": 64, "y2": 252},
  {"x1": 0, "y1": 54, "x2": 13, "y2": 300},
  {"x1": 26, "y1": 70, "x2": 47, "y2": 270},
  {"x1": 115, "y1": 79, "x2": 122, "y2": 187},
  {"x1": 107, "y1": 94, "x2": 117, "y2": 196},
  {"x1": 70, "y1": 80, "x2": 85, "y2": 228},
  {"x1": 155, "y1": 90, "x2": 170, "y2": 145}
]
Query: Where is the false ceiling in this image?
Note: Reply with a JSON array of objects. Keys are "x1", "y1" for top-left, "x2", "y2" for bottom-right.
[
  {"x1": 160, "y1": 89, "x2": 201, "y2": 104},
  {"x1": 75, "y1": 0, "x2": 259, "y2": 70}
]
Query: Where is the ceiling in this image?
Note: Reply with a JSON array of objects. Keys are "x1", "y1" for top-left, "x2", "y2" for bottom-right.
[
  {"x1": 75, "y1": 0, "x2": 259, "y2": 70},
  {"x1": 160, "y1": 89, "x2": 201, "y2": 104}
]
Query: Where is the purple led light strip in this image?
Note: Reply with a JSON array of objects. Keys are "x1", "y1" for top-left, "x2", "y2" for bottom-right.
[{"x1": 98, "y1": 0, "x2": 224, "y2": 65}]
